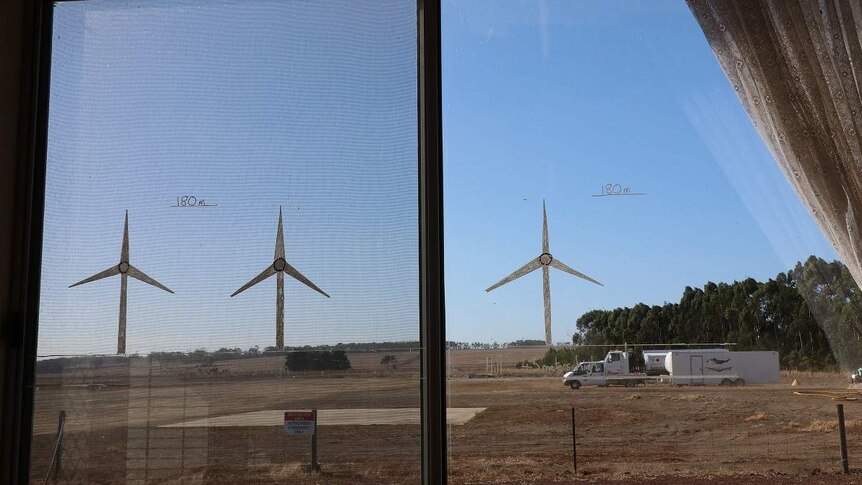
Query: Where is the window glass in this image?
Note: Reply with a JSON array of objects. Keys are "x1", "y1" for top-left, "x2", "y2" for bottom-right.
[
  {"x1": 444, "y1": 1, "x2": 862, "y2": 482},
  {"x1": 32, "y1": 1, "x2": 419, "y2": 483}
]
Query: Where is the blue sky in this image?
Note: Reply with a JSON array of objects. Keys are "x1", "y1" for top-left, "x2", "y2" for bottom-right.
[
  {"x1": 40, "y1": 0, "x2": 418, "y2": 355},
  {"x1": 442, "y1": 0, "x2": 837, "y2": 344},
  {"x1": 38, "y1": 0, "x2": 837, "y2": 355}
]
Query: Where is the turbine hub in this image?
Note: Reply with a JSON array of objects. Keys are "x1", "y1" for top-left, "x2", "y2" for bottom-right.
[
  {"x1": 274, "y1": 257, "x2": 287, "y2": 272},
  {"x1": 539, "y1": 253, "x2": 553, "y2": 265},
  {"x1": 118, "y1": 261, "x2": 130, "y2": 273}
]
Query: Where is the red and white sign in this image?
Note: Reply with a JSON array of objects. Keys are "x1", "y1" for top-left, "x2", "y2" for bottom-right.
[{"x1": 284, "y1": 411, "x2": 316, "y2": 435}]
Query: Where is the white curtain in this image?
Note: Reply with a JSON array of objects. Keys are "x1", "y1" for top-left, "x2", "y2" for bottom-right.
[{"x1": 688, "y1": 0, "x2": 862, "y2": 288}]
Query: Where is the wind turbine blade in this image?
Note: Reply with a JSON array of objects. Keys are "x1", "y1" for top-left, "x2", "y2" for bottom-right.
[
  {"x1": 121, "y1": 210, "x2": 129, "y2": 262},
  {"x1": 283, "y1": 262, "x2": 330, "y2": 298},
  {"x1": 275, "y1": 206, "x2": 285, "y2": 260},
  {"x1": 69, "y1": 266, "x2": 120, "y2": 288},
  {"x1": 127, "y1": 265, "x2": 174, "y2": 294},
  {"x1": 549, "y1": 259, "x2": 604, "y2": 286},
  {"x1": 485, "y1": 257, "x2": 542, "y2": 292},
  {"x1": 542, "y1": 200, "x2": 549, "y2": 254},
  {"x1": 231, "y1": 265, "x2": 277, "y2": 297}
]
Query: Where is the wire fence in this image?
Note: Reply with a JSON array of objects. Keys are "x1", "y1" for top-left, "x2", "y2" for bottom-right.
[
  {"x1": 32, "y1": 353, "x2": 422, "y2": 484},
  {"x1": 445, "y1": 384, "x2": 862, "y2": 482},
  {"x1": 33, "y1": 353, "x2": 862, "y2": 483}
]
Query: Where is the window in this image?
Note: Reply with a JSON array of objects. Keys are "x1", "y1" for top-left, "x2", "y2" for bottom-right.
[
  {"x1": 444, "y1": 1, "x2": 862, "y2": 482},
  {"x1": 26, "y1": 1, "x2": 429, "y2": 483},
  {"x1": 10, "y1": 0, "x2": 862, "y2": 483}
]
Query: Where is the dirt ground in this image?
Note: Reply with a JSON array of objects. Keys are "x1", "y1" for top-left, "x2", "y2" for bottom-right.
[{"x1": 28, "y1": 352, "x2": 862, "y2": 484}]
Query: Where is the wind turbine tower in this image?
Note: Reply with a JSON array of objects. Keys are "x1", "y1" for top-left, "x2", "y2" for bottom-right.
[
  {"x1": 231, "y1": 207, "x2": 329, "y2": 350},
  {"x1": 70, "y1": 211, "x2": 174, "y2": 354},
  {"x1": 486, "y1": 200, "x2": 603, "y2": 346}
]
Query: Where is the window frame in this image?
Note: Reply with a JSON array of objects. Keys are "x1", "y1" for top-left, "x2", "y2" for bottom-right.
[
  {"x1": 418, "y1": 0, "x2": 447, "y2": 483},
  {"x1": 1, "y1": 0, "x2": 52, "y2": 482},
  {"x1": 0, "y1": 0, "x2": 445, "y2": 483}
]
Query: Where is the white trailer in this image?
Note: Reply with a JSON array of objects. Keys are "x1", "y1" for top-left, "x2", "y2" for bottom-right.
[{"x1": 665, "y1": 350, "x2": 779, "y2": 386}]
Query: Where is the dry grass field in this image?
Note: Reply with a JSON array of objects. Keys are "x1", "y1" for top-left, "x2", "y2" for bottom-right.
[{"x1": 28, "y1": 350, "x2": 862, "y2": 484}]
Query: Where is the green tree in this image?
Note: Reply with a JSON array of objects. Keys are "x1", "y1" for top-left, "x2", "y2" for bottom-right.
[{"x1": 571, "y1": 256, "x2": 855, "y2": 371}]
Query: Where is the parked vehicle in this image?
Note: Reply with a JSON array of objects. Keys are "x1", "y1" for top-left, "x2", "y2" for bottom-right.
[
  {"x1": 563, "y1": 349, "x2": 779, "y2": 389},
  {"x1": 562, "y1": 351, "x2": 651, "y2": 389}
]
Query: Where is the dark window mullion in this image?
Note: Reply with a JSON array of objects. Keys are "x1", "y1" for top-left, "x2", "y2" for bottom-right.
[
  {"x1": 2, "y1": 0, "x2": 54, "y2": 483},
  {"x1": 418, "y1": 0, "x2": 445, "y2": 484}
]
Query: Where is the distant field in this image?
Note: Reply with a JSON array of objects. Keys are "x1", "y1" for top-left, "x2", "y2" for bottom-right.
[
  {"x1": 446, "y1": 347, "x2": 550, "y2": 377},
  {"x1": 28, "y1": 349, "x2": 862, "y2": 484}
]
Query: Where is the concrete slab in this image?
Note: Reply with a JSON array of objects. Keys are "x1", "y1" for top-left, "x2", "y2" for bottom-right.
[{"x1": 161, "y1": 407, "x2": 485, "y2": 428}]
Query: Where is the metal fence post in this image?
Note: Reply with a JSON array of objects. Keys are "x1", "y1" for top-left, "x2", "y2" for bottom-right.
[
  {"x1": 55, "y1": 410, "x2": 65, "y2": 478},
  {"x1": 571, "y1": 406, "x2": 577, "y2": 473},
  {"x1": 45, "y1": 410, "x2": 66, "y2": 484},
  {"x1": 838, "y1": 404, "x2": 850, "y2": 474},
  {"x1": 311, "y1": 409, "x2": 320, "y2": 471}
]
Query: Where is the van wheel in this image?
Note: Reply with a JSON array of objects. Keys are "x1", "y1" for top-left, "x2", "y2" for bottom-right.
[
  {"x1": 734, "y1": 378, "x2": 745, "y2": 387},
  {"x1": 720, "y1": 379, "x2": 732, "y2": 386},
  {"x1": 569, "y1": 381, "x2": 581, "y2": 390}
]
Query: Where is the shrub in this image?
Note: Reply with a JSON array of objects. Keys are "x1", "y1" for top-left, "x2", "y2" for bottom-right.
[
  {"x1": 285, "y1": 350, "x2": 351, "y2": 371},
  {"x1": 380, "y1": 355, "x2": 397, "y2": 369}
]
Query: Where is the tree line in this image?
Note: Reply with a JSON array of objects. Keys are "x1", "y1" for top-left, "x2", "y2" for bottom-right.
[
  {"x1": 573, "y1": 256, "x2": 862, "y2": 371},
  {"x1": 446, "y1": 339, "x2": 546, "y2": 350}
]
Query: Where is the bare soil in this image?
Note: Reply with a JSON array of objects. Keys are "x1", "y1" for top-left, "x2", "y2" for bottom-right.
[{"x1": 28, "y1": 352, "x2": 862, "y2": 484}]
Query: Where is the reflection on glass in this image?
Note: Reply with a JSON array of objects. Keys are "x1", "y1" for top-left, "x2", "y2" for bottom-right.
[{"x1": 32, "y1": 1, "x2": 419, "y2": 483}]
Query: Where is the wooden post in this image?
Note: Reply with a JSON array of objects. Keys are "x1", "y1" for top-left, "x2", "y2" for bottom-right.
[
  {"x1": 56, "y1": 410, "x2": 65, "y2": 478},
  {"x1": 837, "y1": 404, "x2": 850, "y2": 474},
  {"x1": 311, "y1": 409, "x2": 320, "y2": 471},
  {"x1": 571, "y1": 406, "x2": 577, "y2": 473}
]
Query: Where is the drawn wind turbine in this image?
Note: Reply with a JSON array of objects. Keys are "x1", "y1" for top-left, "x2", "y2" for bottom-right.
[
  {"x1": 70, "y1": 211, "x2": 174, "y2": 355},
  {"x1": 231, "y1": 207, "x2": 329, "y2": 351},
  {"x1": 486, "y1": 200, "x2": 603, "y2": 346}
]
